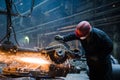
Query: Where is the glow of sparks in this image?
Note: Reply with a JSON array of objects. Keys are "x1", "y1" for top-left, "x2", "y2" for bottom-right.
[{"x1": 19, "y1": 57, "x2": 50, "y2": 64}]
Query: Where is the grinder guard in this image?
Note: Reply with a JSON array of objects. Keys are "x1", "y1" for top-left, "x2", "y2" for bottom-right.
[{"x1": 47, "y1": 41, "x2": 81, "y2": 64}]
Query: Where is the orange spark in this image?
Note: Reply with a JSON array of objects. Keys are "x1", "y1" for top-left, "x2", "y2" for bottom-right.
[{"x1": 19, "y1": 57, "x2": 50, "y2": 64}]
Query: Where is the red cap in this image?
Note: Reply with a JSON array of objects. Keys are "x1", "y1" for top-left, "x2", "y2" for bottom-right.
[{"x1": 75, "y1": 21, "x2": 92, "y2": 38}]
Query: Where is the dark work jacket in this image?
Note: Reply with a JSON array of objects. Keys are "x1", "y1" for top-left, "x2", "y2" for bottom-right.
[
  {"x1": 63, "y1": 28, "x2": 113, "y2": 61},
  {"x1": 63, "y1": 28, "x2": 113, "y2": 80}
]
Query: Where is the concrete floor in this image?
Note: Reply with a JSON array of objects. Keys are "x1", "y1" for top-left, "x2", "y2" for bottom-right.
[{"x1": 63, "y1": 71, "x2": 89, "y2": 80}]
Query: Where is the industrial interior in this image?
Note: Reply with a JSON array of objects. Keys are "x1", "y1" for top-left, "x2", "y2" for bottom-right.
[{"x1": 0, "y1": 0, "x2": 120, "y2": 80}]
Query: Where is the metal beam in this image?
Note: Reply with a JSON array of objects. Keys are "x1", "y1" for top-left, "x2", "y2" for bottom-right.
[{"x1": 0, "y1": 10, "x2": 19, "y2": 16}]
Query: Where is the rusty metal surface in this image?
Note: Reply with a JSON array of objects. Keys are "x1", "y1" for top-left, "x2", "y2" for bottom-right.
[
  {"x1": 0, "y1": 41, "x2": 87, "y2": 79},
  {"x1": 0, "y1": 50, "x2": 84, "y2": 79}
]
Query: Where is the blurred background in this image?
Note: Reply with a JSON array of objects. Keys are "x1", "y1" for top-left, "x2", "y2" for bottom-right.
[{"x1": 0, "y1": 0, "x2": 120, "y2": 62}]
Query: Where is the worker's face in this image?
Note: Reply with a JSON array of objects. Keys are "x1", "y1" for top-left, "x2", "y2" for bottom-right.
[
  {"x1": 79, "y1": 28, "x2": 92, "y2": 40},
  {"x1": 75, "y1": 26, "x2": 91, "y2": 40},
  {"x1": 80, "y1": 34, "x2": 89, "y2": 40}
]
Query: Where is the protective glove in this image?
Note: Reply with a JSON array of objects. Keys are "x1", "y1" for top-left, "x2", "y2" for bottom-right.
[{"x1": 54, "y1": 35, "x2": 64, "y2": 41}]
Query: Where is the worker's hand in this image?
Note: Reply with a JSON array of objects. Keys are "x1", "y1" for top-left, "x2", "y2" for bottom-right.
[{"x1": 54, "y1": 35, "x2": 64, "y2": 41}]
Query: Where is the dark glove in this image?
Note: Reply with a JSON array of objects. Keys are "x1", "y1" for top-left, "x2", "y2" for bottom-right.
[{"x1": 54, "y1": 35, "x2": 64, "y2": 41}]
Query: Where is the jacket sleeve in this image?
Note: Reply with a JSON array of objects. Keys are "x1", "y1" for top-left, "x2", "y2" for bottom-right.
[{"x1": 63, "y1": 32, "x2": 79, "y2": 42}]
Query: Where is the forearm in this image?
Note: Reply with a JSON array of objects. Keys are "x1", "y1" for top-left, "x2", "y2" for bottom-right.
[{"x1": 63, "y1": 32, "x2": 79, "y2": 42}]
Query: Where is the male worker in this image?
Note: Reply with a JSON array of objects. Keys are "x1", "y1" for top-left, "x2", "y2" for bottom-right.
[{"x1": 55, "y1": 21, "x2": 113, "y2": 80}]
